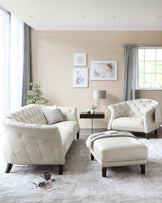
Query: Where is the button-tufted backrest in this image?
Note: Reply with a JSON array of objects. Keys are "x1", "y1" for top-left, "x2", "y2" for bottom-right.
[
  {"x1": 58, "y1": 107, "x2": 78, "y2": 121},
  {"x1": 121, "y1": 99, "x2": 158, "y2": 117},
  {"x1": 5, "y1": 104, "x2": 47, "y2": 124}
]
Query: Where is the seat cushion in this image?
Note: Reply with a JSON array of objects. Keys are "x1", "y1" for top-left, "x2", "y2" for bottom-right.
[
  {"x1": 53, "y1": 121, "x2": 79, "y2": 154},
  {"x1": 93, "y1": 136, "x2": 148, "y2": 167},
  {"x1": 112, "y1": 117, "x2": 144, "y2": 132}
]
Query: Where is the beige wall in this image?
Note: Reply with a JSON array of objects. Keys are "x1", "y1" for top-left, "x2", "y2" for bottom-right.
[{"x1": 31, "y1": 31, "x2": 162, "y2": 128}]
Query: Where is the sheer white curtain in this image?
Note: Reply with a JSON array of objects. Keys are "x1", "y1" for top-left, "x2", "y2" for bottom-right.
[
  {"x1": 10, "y1": 15, "x2": 24, "y2": 111},
  {"x1": 0, "y1": 10, "x2": 10, "y2": 114},
  {"x1": 0, "y1": 9, "x2": 24, "y2": 121}
]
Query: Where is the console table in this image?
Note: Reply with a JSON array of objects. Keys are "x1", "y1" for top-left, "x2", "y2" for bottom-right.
[{"x1": 80, "y1": 112, "x2": 105, "y2": 133}]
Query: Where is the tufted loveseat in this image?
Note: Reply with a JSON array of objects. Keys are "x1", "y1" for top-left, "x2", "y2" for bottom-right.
[
  {"x1": 108, "y1": 99, "x2": 161, "y2": 139},
  {"x1": 2, "y1": 104, "x2": 80, "y2": 174}
]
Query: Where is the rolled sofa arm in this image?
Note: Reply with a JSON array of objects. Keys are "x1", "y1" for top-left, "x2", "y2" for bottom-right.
[
  {"x1": 108, "y1": 103, "x2": 125, "y2": 129},
  {"x1": 143, "y1": 107, "x2": 155, "y2": 133},
  {"x1": 107, "y1": 105, "x2": 116, "y2": 129},
  {"x1": 2, "y1": 120, "x2": 65, "y2": 165}
]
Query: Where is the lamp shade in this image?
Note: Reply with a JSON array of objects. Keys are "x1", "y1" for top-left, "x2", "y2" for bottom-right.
[{"x1": 92, "y1": 90, "x2": 106, "y2": 99}]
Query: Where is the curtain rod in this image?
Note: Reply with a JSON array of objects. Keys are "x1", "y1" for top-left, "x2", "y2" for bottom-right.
[
  {"x1": 0, "y1": 6, "x2": 10, "y2": 14},
  {"x1": 121, "y1": 44, "x2": 162, "y2": 47}
]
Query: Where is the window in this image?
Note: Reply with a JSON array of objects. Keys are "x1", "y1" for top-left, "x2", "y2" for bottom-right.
[{"x1": 137, "y1": 48, "x2": 162, "y2": 89}]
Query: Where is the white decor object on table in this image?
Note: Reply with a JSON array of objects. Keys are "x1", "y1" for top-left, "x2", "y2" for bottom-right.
[
  {"x1": 91, "y1": 61, "x2": 117, "y2": 80},
  {"x1": 73, "y1": 68, "x2": 88, "y2": 88},
  {"x1": 73, "y1": 53, "x2": 87, "y2": 66}
]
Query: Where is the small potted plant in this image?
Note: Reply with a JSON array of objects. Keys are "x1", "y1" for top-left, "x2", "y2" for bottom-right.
[{"x1": 25, "y1": 83, "x2": 49, "y2": 105}]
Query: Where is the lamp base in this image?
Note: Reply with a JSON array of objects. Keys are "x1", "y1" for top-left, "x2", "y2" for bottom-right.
[{"x1": 96, "y1": 99, "x2": 100, "y2": 112}]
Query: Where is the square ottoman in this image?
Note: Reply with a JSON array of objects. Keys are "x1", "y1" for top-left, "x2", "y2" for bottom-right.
[{"x1": 86, "y1": 131, "x2": 148, "y2": 177}]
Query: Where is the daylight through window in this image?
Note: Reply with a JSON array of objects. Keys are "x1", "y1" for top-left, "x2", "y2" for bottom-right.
[{"x1": 137, "y1": 48, "x2": 162, "y2": 89}]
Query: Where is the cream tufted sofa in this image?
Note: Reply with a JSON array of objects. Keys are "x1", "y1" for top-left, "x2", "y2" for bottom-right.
[
  {"x1": 1, "y1": 104, "x2": 80, "y2": 174},
  {"x1": 108, "y1": 99, "x2": 161, "y2": 139}
]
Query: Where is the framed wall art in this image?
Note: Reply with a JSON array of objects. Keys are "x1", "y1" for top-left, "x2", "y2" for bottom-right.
[
  {"x1": 73, "y1": 53, "x2": 87, "y2": 66},
  {"x1": 90, "y1": 61, "x2": 117, "y2": 80},
  {"x1": 73, "y1": 68, "x2": 88, "y2": 88}
]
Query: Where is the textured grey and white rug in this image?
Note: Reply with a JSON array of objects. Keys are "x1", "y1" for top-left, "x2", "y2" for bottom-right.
[{"x1": 0, "y1": 134, "x2": 162, "y2": 203}]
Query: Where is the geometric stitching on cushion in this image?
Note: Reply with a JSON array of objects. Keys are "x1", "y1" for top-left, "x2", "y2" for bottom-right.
[
  {"x1": 113, "y1": 99, "x2": 158, "y2": 118},
  {"x1": 2, "y1": 104, "x2": 80, "y2": 167},
  {"x1": 4, "y1": 132, "x2": 63, "y2": 164},
  {"x1": 58, "y1": 107, "x2": 77, "y2": 121},
  {"x1": 6, "y1": 105, "x2": 47, "y2": 125},
  {"x1": 108, "y1": 99, "x2": 160, "y2": 134}
]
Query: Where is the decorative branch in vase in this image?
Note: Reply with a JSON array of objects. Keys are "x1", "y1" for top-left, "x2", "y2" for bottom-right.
[{"x1": 90, "y1": 105, "x2": 97, "y2": 114}]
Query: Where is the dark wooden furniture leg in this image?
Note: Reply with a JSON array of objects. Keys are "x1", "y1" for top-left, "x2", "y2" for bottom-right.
[
  {"x1": 5, "y1": 163, "x2": 13, "y2": 173},
  {"x1": 145, "y1": 133, "x2": 149, "y2": 139},
  {"x1": 58, "y1": 165, "x2": 63, "y2": 175},
  {"x1": 155, "y1": 130, "x2": 157, "y2": 135},
  {"x1": 102, "y1": 167, "x2": 107, "y2": 177},
  {"x1": 91, "y1": 154, "x2": 94, "y2": 160},
  {"x1": 140, "y1": 165, "x2": 145, "y2": 174},
  {"x1": 77, "y1": 132, "x2": 79, "y2": 139}
]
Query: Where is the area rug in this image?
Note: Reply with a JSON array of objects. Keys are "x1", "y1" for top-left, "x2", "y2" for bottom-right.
[{"x1": 0, "y1": 135, "x2": 162, "y2": 203}]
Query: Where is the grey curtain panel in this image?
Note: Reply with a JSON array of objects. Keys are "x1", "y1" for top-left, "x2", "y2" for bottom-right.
[
  {"x1": 21, "y1": 24, "x2": 31, "y2": 106},
  {"x1": 123, "y1": 45, "x2": 138, "y2": 101}
]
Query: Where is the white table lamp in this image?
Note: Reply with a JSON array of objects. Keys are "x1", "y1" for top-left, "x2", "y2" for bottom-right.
[{"x1": 92, "y1": 90, "x2": 106, "y2": 111}]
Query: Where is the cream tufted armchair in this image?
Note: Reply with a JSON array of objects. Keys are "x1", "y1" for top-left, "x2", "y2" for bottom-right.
[
  {"x1": 1, "y1": 104, "x2": 80, "y2": 174},
  {"x1": 108, "y1": 99, "x2": 161, "y2": 139}
]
